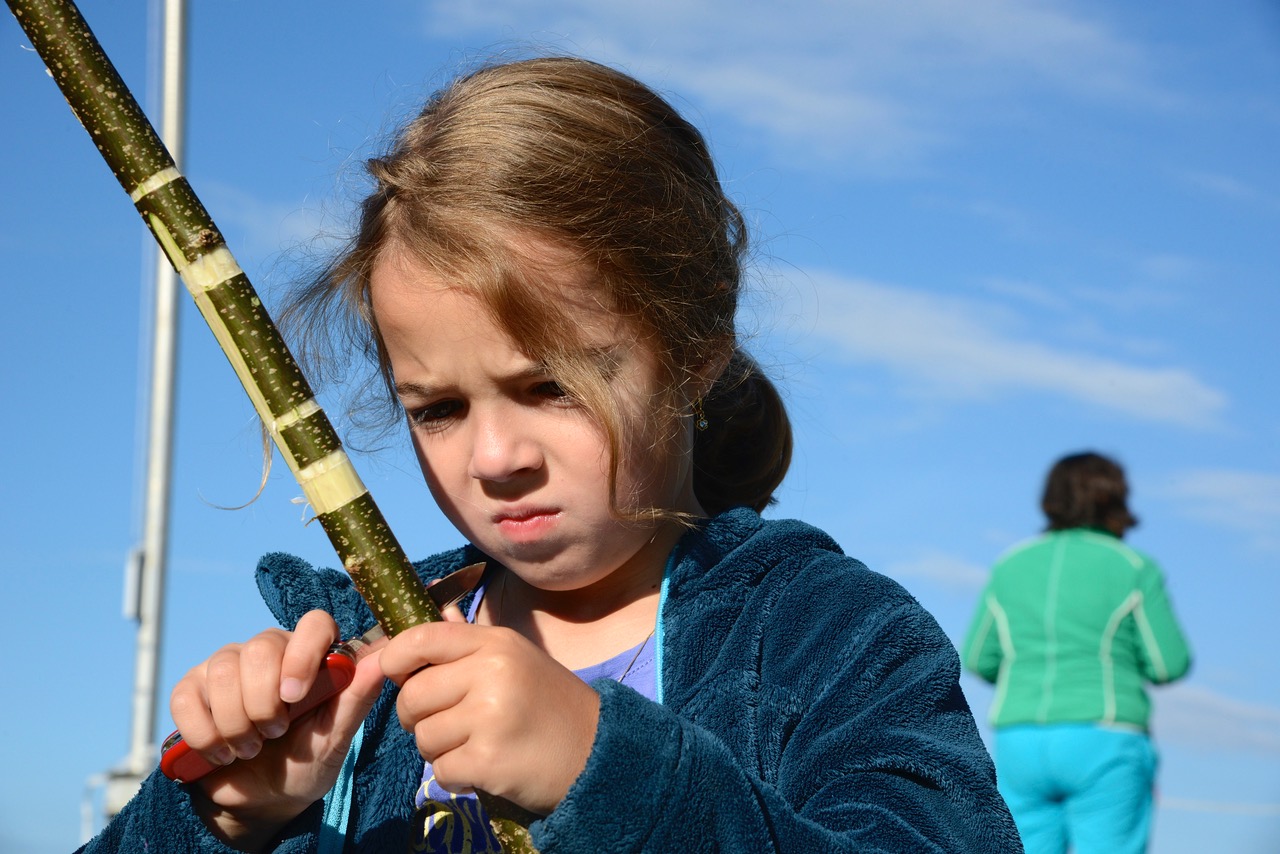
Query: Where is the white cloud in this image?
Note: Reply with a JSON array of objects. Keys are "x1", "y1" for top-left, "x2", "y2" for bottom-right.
[
  {"x1": 1134, "y1": 253, "x2": 1206, "y2": 284},
  {"x1": 1159, "y1": 797, "x2": 1280, "y2": 817},
  {"x1": 172, "y1": 555, "x2": 256, "y2": 577},
  {"x1": 884, "y1": 550, "x2": 988, "y2": 590},
  {"x1": 1181, "y1": 169, "x2": 1280, "y2": 212},
  {"x1": 422, "y1": 0, "x2": 1168, "y2": 172},
  {"x1": 201, "y1": 181, "x2": 331, "y2": 267},
  {"x1": 1158, "y1": 682, "x2": 1280, "y2": 756},
  {"x1": 1162, "y1": 469, "x2": 1280, "y2": 552},
  {"x1": 790, "y1": 271, "x2": 1226, "y2": 428},
  {"x1": 979, "y1": 277, "x2": 1075, "y2": 311}
]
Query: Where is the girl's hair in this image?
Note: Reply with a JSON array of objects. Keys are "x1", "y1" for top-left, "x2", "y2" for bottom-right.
[
  {"x1": 284, "y1": 56, "x2": 791, "y2": 518},
  {"x1": 1040, "y1": 451, "x2": 1138, "y2": 534}
]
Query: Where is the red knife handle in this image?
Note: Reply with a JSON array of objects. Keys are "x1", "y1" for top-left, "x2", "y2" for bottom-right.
[{"x1": 159, "y1": 650, "x2": 357, "y2": 783}]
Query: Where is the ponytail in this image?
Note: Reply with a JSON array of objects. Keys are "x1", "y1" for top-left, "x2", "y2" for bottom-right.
[{"x1": 692, "y1": 350, "x2": 792, "y2": 515}]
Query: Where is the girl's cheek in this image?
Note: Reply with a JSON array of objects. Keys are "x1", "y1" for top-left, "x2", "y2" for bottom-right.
[{"x1": 413, "y1": 437, "x2": 452, "y2": 479}]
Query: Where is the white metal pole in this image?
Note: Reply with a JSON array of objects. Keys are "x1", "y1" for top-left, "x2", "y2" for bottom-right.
[{"x1": 104, "y1": 0, "x2": 187, "y2": 820}]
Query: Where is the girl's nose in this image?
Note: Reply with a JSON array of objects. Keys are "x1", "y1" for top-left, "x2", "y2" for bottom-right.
[{"x1": 468, "y1": 414, "x2": 542, "y2": 482}]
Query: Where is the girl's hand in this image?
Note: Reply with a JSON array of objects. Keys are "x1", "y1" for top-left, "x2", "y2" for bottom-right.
[
  {"x1": 381, "y1": 620, "x2": 601, "y2": 816},
  {"x1": 168, "y1": 610, "x2": 387, "y2": 849}
]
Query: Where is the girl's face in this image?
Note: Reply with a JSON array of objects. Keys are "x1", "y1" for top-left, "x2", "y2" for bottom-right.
[{"x1": 369, "y1": 243, "x2": 703, "y2": 594}]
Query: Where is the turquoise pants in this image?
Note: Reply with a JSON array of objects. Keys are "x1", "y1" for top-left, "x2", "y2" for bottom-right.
[{"x1": 995, "y1": 724, "x2": 1157, "y2": 854}]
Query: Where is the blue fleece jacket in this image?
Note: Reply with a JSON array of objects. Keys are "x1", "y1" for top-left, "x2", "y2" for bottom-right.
[{"x1": 80, "y1": 508, "x2": 1021, "y2": 852}]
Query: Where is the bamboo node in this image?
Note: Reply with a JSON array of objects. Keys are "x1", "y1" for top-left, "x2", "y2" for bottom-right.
[
  {"x1": 128, "y1": 165, "x2": 181, "y2": 202},
  {"x1": 182, "y1": 245, "x2": 241, "y2": 292}
]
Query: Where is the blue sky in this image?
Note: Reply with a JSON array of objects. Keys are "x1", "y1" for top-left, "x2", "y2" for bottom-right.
[{"x1": 3, "y1": 1, "x2": 1278, "y2": 851}]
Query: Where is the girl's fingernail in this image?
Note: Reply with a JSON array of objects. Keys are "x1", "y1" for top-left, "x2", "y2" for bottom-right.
[
  {"x1": 261, "y1": 721, "x2": 287, "y2": 739},
  {"x1": 233, "y1": 739, "x2": 261, "y2": 760},
  {"x1": 210, "y1": 747, "x2": 234, "y2": 766},
  {"x1": 280, "y1": 677, "x2": 304, "y2": 703}
]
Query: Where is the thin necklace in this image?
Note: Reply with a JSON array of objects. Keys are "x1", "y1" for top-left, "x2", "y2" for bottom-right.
[
  {"x1": 493, "y1": 569, "x2": 656, "y2": 685},
  {"x1": 616, "y1": 628, "x2": 656, "y2": 685}
]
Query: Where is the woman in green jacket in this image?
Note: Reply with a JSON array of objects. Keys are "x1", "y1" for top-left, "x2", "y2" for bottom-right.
[{"x1": 963, "y1": 451, "x2": 1191, "y2": 854}]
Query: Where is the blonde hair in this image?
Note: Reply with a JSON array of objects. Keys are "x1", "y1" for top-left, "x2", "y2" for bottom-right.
[{"x1": 287, "y1": 56, "x2": 790, "y2": 517}]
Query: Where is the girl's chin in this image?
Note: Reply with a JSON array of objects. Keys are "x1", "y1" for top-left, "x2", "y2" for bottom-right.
[
  {"x1": 475, "y1": 541, "x2": 615, "y2": 593},
  {"x1": 499, "y1": 540, "x2": 567, "y2": 567},
  {"x1": 466, "y1": 529, "x2": 568, "y2": 572}
]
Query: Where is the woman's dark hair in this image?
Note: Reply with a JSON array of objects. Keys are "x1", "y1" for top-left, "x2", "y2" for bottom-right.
[
  {"x1": 1040, "y1": 451, "x2": 1138, "y2": 534},
  {"x1": 283, "y1": 56, "x2": 791, "y2": 518}
]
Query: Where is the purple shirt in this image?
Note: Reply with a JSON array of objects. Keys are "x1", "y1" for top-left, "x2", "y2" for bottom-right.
[{"x1": 410, "y1": 581, "x2": 658, "y2": 851}]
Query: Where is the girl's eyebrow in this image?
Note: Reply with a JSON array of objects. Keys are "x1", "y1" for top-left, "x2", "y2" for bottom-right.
[
  {"x1": 393, "y1": 347, "x2": 623, "y2": 400},
  {"x1": 393, "y1": 364, "x2": 553, "y2": 400},
  {"x1": 394, "y1": 380, "x2": 442, "y2": 400}
]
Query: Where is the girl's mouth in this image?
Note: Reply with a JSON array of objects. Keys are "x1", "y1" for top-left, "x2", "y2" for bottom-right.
[{"x1": 494, "y1": 508, "x2": 562, "y2": 541}]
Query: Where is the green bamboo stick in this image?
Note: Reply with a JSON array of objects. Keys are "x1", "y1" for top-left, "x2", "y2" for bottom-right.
[
  {"x1": 6, "y1": 0, "x2": 436, "y2": 637},
  {"x1": 8, "y1": 0, "x2": 537, "y2": 846}
]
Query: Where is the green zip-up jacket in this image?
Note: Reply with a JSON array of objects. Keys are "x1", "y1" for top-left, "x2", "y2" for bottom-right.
[{"x1": 962, "y1": 528, "x2": 1191, "y2": 731}]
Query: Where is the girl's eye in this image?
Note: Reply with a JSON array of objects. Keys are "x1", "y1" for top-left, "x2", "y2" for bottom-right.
[
  {"x1": 534, "y1": 380, "x2": 581, "y2": 408},
  {"x1": 406, "y1": 400, "x2": 462, "y2": 427},
  {"x1": 534, "y1": 380, "x2": 568, "y2": 399}
]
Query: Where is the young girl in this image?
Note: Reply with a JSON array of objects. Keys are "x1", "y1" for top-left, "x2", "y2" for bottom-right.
[{"x1": 83, "y1": 57, "x2": 1021, "y2": 852}]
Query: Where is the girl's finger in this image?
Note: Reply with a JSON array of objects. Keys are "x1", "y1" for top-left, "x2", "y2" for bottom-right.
[
  {"x1": 378, "y1": 621, "x2": 498, "y2": 684},
  {"x1": 430, "y1": 756, "x2": 478, "y2": 798},
  {"x1": 324, "y1": 649, "x2": 390, "y2": 745},
  {"x1": 203, "y1": 648, "x2": 260, "y2": 760},
  {"x1": 278, "y1": 610, "x2": 341, "y2": 704},
  {"x1": 169, "y1": 667, "x2": 234, "y2": 767},
  {"x1": 411, "y1": 706, "x2": 470, "y2": 765},
  {"x1": 439, "y1": 602, "x2": 468, "y2": 623},
  {"x1": 394, "y1": 660, "x2": 469, "y2": 729},
  {"x1": 237, "y1": 631, "x2": 290, "y2": 738}
]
